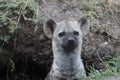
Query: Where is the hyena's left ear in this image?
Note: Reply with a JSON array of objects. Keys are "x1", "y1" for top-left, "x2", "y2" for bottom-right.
[
  {"x1": 43, "y1": 19, "x2": 56, "y2": 39},
  {"x1": 78, "y1": 17, "x2": 90, "y2": 37}
]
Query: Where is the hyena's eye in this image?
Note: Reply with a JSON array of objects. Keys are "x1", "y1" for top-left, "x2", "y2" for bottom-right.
[
  {"x1": 58, "y1": 32, "x2": 65, "y2": 37},
  {"x1": 73, "y1": 31, "x2": 79, "y2": 36}
]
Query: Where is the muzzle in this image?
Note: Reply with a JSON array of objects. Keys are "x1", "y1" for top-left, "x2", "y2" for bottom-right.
[{"x1": 62, "y1": 35, "x2": 78, "y2": 52}]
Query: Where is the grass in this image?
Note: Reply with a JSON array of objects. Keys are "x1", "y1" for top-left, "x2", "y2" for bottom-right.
[
  {"x1": 0, "y1": 0, "x2": 37, "y2": 30},
  {"x1": 80, "y1": 0, "x2": 120, "y2": 34},
  {"x1": 0, "y1": 35, "x2": 11, "y2": 44},
  {"x1": 78, "y1": 56, "x2": 120, "y2": 80},
  {"x1": 0, "y1": 0, "x2": 40, "y2": 53},
  {"x1": 78, "y1": 0, "x2": 120, "y2": 79},
  {"x1": 0, "y1": 0, "x2": 40, "y2": 32}
]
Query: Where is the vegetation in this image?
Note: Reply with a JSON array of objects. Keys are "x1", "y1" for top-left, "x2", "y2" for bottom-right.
[
  {"x1": 78, "y1": 56, "x2": 120, "y2": 80},
  {"x1": 0, "y1": 0, "x2": 39, "y2": 53},
  {"x1": 81, "y1": 0, "x2": 120, "y2": 34},
  {"x1": 90, "y1": 56, "x2": 120, "y2": 79}
]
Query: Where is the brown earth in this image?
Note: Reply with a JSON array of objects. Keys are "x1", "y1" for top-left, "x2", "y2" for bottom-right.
[{"x1": 0, "y1": 0, "x2": 120, "y2": 80}]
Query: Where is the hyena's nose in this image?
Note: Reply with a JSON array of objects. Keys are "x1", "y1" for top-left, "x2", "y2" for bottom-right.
[{"x1": 68, "y1": 37, "x2": 75, "y2": 44}]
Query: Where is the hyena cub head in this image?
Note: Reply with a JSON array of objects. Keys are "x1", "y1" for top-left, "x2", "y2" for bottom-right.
[{"x1": 44, "y1": 17, "x2": 89, "y2": 52}]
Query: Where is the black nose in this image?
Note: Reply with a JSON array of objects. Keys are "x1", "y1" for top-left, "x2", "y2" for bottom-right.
[{"x1": 68, "y1": 37, "x2": 75, "y2": 44}]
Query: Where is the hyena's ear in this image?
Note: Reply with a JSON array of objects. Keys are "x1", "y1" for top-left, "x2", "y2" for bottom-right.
[
  {"x1": 78, "y1": 17, "x2": 90, "y2": 37},
  {"x1": 43, "y1": 19, "x2": 56, "y2": 39}
]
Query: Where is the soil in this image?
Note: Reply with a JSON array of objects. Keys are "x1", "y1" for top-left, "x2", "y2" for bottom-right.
[{"x1": 0, "y1": 0, "x2": 120, "y2": 80}]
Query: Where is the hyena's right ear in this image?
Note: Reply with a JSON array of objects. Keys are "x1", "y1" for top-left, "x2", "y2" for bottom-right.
[{"x1": 43, "y1": 19, "x2": 56, "y2": 39}]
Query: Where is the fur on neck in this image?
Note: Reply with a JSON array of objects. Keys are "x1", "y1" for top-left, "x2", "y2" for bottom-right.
[{"x1": 51, "y1": 41, "x2": 86, "y2": 78}]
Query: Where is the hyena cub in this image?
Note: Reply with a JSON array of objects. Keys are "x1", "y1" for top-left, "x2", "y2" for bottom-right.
[{"x1": 44, "y1": 17, "x2": 90, "y2": 80}]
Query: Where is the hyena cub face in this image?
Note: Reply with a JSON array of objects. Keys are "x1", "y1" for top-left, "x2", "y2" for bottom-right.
[
  {"x1": 53, "y1": 20, "x2": 82, "y2": 52},
  {"x1": 44, "y1": 17, "x2": 89, "y2": 52}
]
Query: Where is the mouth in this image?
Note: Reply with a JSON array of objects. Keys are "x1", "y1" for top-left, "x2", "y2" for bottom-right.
[{"x1": 62, "y1": 44, "x2": 78, "y2": 52}]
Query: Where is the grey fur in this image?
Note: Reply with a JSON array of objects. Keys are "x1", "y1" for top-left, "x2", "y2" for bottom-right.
[{"x1": 44, "y1": 17, "x2": 90, "y2": 80}]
